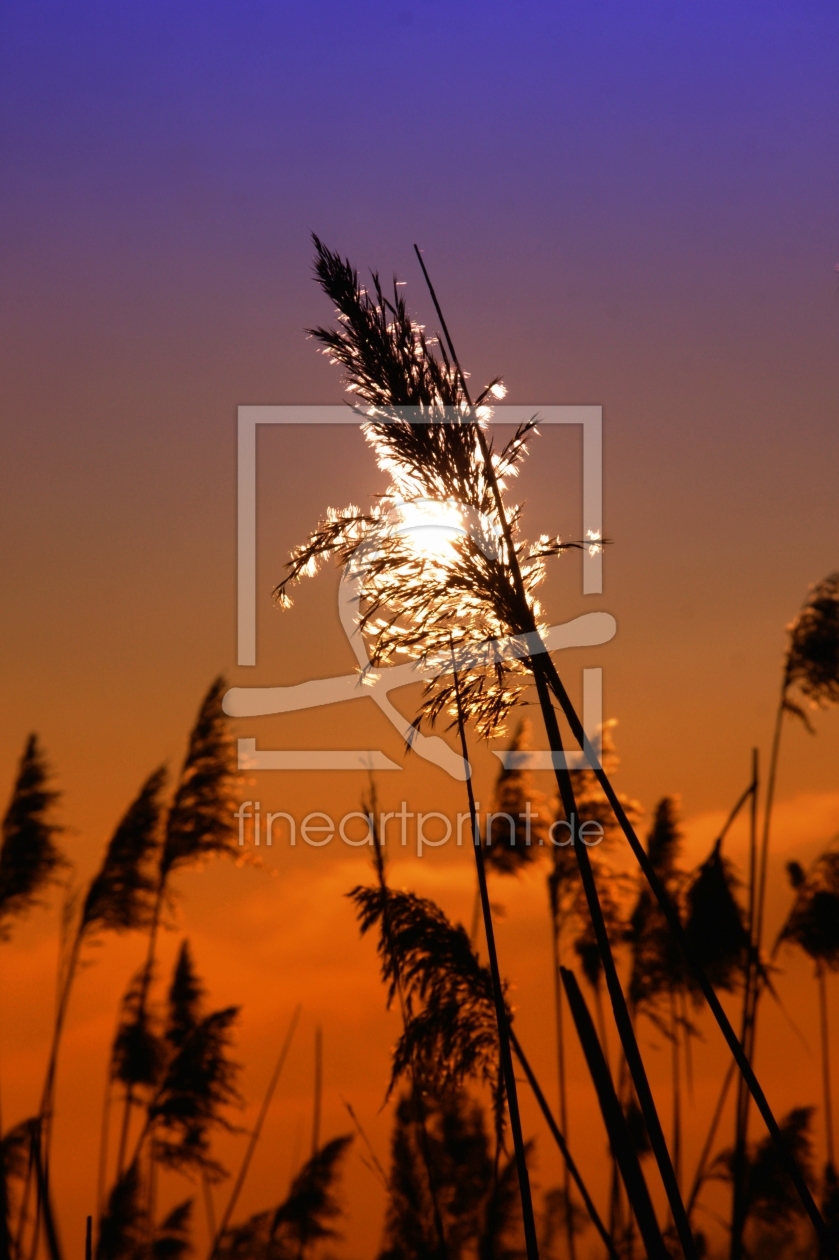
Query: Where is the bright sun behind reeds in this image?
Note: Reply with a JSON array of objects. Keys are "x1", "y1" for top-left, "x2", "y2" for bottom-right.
[{"x1": 392, "y1": 497, "x2": 468, "y2": 560}]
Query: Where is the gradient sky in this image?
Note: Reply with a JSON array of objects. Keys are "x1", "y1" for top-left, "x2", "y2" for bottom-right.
[{"x1": 1, "y1": 2, "x2": 838, "y2": 1255}]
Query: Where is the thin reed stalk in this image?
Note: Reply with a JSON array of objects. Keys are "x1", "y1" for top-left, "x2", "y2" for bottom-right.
[
  {"x1": 508, "y1": 1026, "x2": 618, "y2": 1259},
  {"x1": 365, "y1": 785, "x2": 449, "y2": 1259},
  {"x1": 311, "y1": 1026, "x2": 322, "y2": 1159},
  {"x1": 549, "y1": 899, "x2": 577, "y2": 1260},
  {"x1": 209, "y1": 1004, "x2": 301, "y2": 1259},
  {"x1": 449, "y1": 654, "x2": 540, "y2": 1260},
  {"x1": 687, "y1": 1059, "x2": 737, "y2": 1219},
  {"x1": 414, "y1": 247, "x2": 695, "y2": 1257},
  {"x1": 819, "y1": 967, "x2": 835, "y2": 1171}
]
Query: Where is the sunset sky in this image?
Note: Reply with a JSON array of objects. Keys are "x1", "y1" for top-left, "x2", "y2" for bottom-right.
[{"x1": 1, "y1": 3, "x2": 838, "y2": 1256}]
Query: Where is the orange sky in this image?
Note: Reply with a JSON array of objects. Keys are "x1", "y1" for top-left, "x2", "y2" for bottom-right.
[{"x1": 2, "y1": 3, "x2": 839, "y2": 1255}]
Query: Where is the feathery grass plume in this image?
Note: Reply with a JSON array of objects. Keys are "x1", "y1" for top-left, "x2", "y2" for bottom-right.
[
  {"x1": 38, "y1": 767, "x2": 168, "y2": 1182},
  {"x1": 152, "y1": 1201, "x2": 193, "y2": 1260},
  {"x1": 777, "y1": 844, "x2": 839, "y2": 1176},
  {"x1": 278, "y1": 239, "x2": 590, "y2": 742},
  {"x1": 96, "y1": 1161, "x2": 192, "y2": 1260},
  {"x1": 778, "y1": 846, "x2": 839, "y2": 969},
  {"x1": 110, "y1": 965, "x2": 166, "y2": 1100},
  {"x1": 145, "y1": 942, "x2": 241, "y2": 1182},
  {"x1": 1, "y1": 1119, "x2": 35, "y2": 1260},
  {"x1": 683, "y1": 840, "x2": 749, "y2": 994},
  {"x1": 349, "y1": 886, "x2": 503, "y2": 1125},
  {"x1": 223, "y1": 1135, "x2": 352, "y2": 1260},
  {"x1": 0, "y1": 735, "x2": 64, "y2": 939},
  {"x1": 160, "y1": 679, "x2": 239, "y2": 884},
  {"x1": 783, "y1": 572, "x2": 839, "y2": 726},
  {"x1": 711, "y1": 1108, "x2": 817, "y2": 1255},
  {"x1": 116, "y1": 679, "x2": 238, "y2": 1179},
  {"x1": 96, "y1": 1162, "x2": 148, "y2": 1260},
  {"x1": 379, "y1": 1090, "x2": 512, "y2": 1260},
  {"x1": 82, "y1": 768, "x2": 166, "y2": 937}
]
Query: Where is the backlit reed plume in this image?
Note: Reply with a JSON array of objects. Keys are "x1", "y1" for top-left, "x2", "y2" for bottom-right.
[
  {"x1": 277, "y1": 238, "x2": 587, "y2": 743},
  {"x1": 216, "y1": 1136, "x2": 352, "y2": 1260},
  {"x1": 0, "y1": 736, "x2": 64, "y2": 940}
]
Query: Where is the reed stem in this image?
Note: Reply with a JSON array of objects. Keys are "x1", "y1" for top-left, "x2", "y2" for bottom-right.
[{"x1": 450, "y1": 655, "x2": 540, "y2": 1260}]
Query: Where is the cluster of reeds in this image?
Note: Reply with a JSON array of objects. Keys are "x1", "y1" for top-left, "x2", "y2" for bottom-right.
[
  {"x1": 274, "y1": 237, "x2": 839, "y2": 1260},
  {"x1": 1, "y1": 239, "x2": 838, "y2": 1260},
  {"x1": 0, "y1": 685, "x2": 354, "y2": 1260}
]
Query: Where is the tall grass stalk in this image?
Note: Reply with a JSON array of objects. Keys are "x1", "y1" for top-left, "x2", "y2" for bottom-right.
[
  {"x1": 560, "y1": 967, "x2": 667, "y2": 1260},
  {"x1": 507, "y1": 1026, "x2": 618, "y2": 1259},
  {"x1": 209, "y1": 1003, "x2": 300, "y2": 1258},
  {"x1": 449, "y1": 655, "x2": 540, "y2": 1260}
]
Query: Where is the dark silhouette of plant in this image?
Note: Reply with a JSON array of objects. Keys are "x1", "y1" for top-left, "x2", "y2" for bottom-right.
[
  {"x1": 98, "y1": 942, "x2": 239, "y2": 1260},
  {"x1": 271, "y1": 235, "x2": 823, "y2": 1249},
  {"x1": 477, "y1": 1144, "x2": 530, "y2": 1260},
  {"x1": 349, "y1": 886, "x2": 502, "y2": 1123},
  {"x1": 710, "y1": 1107, "x2": 817, "y2": 1257},
  {"x1": 628, "y1": 798, "x2": 687, "y2": 1020},
  {"x1": 736, "y1": 574, "x2": 839, "y2": 1260},
  {"x1": 0, "y1": 735, "x2": 63, "y2": 1260},
  {"x1": 546, "y1": 723, "x2": 640, "y2": 1260},
  {"x1": 379, "y1": 1091, "x2": 492, "y2": 1260},
  {"x1": 1, "y1": 1119, "x2": 35, "y2": 1260},
  {"x1": 143, "y1": 941, "x2": 241, "y2": 1181},
  {"x1": 784, "y1": 573, "x2": 839, "y2": 724},
  {"x1": 777, "y1": 845, "x2": 839, "y2": 1175},
  {"x1": 96, "y1": 1160, "x2": 193, "y2": 1260},
  {"x1": 0, "y1": 736, "x2": 64, "y2": 940},
  {"x1": 683, "y1": 839, "x2": 749, "y2": 995},
  {"x1": 40, "y1": 767, "x2": 167, "y2": 1163},
  {"x1": 216, "y1": 1136, "x2": 352, "y2": 1260},
  {"x1": 116, "y1": 679, "x2": 238, "y2": 1176}
]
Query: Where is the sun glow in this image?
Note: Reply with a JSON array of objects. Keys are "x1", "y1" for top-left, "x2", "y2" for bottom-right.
[{"x1": 391, "y1": 498, "x2": 468, "y2": 560}]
